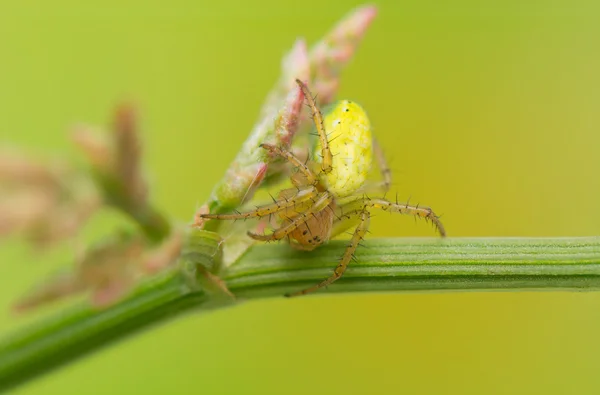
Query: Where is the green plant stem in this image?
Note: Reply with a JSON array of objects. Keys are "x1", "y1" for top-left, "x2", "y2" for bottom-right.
[{"x1": 1, "y1": 236, "x2": 599, "y2": 391}]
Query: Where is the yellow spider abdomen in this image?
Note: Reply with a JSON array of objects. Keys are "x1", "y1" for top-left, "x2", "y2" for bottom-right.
[{"x1": 316, "y1": 100, "x2": 373, "y2": 198}]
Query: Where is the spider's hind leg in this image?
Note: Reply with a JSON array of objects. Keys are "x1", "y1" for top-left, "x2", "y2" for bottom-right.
[
  {"x1": 373, "y1": 137, "x2": 393, "y2": 193},
  {"x1": 355, "y1": 137, "x2": 393, "y2": 196}
]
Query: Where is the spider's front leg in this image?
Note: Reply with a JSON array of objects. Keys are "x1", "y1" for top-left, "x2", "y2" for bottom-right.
[
  {"x1": 286, "y1": 209, "x2": 370, "y2": 297},
  {"x1": 200, "y1": 185, "x2": 318, "y2": 221},
  {"x1": 295, "y1": 79, "x2": 333, "y2": 174},
  {"x1": 247, "y1": 192, "x2": 333, "y2": 241},
  {"x1": 259, "y1": 143, "x2": 317, "y2": 185}
]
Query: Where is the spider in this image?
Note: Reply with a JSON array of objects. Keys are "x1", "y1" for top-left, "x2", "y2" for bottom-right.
[{"x1": 201, "y1": 79, "x2": 446, "y2": 297}]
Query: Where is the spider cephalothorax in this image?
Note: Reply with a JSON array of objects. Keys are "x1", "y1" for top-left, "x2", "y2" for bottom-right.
[{"x1": 201, "y1": 79, "x2": 446, "y2": 296}]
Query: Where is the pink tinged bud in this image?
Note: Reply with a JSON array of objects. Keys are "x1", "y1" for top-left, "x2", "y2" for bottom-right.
[
  {"x1": 309, "y1": 5, "x2": 378, "y2": 104},
  {"x1": 91, "y1": 278, "x2": 134, "y2": 309},
  {"x1": 328, "y1": 5, "x2": 377, "y2": 43},
  {"x1": 0, "y1": 190, "x2": 56, "y2": 236},
  {"x1": 27, "y1": 200, "x2": 98, "y2": 247},
  {"x1": 274, "y1": 85, "x2": 304, "y2": 148},
  {"x1": 282, "y1": 39, "x2": 310, "y2": 92},
  {"x1": 142, "y1": 231, "x2": 183, "y2": 274},
  {"x1": 71, "y1": 126, "x2": 112, "y2": 170},
  {"x1": 76, "y1": 238, "x2": 143, "y2": 306},
  {"x1": 313, "y1": 80, "x2": 340, "y2": 107},
  {"x1": 328, "y1": 47, "x2": 354, "y2": 64},
  {"x1": 261, "y1": 39, "x2": 309, "y2": 119},
  {"x1": 0, "y1": 149, "x2": 57, "y2": 185},
  {"x1": 114, "y1": 104, "x2": 148, "y2": 207},
  {"x1": 13, "y1": 273, "x2": 85, "y2": 313}
]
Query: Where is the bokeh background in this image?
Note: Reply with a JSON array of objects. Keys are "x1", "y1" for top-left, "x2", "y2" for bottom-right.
[{"x1": 1, "y1": 0, "x2": 600, "y2": 394}]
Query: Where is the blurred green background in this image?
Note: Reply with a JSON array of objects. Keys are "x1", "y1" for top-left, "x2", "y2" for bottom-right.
[{"x1": 1, "y1": 0, "x2": 599, "y2": 394}]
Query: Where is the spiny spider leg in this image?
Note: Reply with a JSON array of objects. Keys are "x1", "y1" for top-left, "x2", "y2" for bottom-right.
[
  {"x1": 373, "y1": 137, "x2": 392, "y2": 193},
  {"x1": 329, "y1": 205, "x2": 364, "y2": 238},
  {"x1": 294, "y1": 79, "x2": 332, "y2": 174},
  {"x1": 342, "y1": 197, "x2": 446, "y2": 236},
  {"x1": 201, "y1": 186, "x2": 318, "y2": 220},
  {"x1": 286, "y1": 209, "x2": 370, "y2": 297},
  {"x1": 248, "y1": 192, "x2": 333, "y2": 241},
  {"x1": 354, "y1": 137, "x2": 393, "y2": 196},
  {"x1": 260, "y1": 143, "x2": 317, "y2": 185}
]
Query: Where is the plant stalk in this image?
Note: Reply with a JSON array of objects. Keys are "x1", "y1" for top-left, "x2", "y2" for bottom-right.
[{"x1": 1, "y1": 236, "x2": 599, "y2": 391}]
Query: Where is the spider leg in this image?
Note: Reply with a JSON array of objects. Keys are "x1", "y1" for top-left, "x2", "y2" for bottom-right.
[
  {"x1": 200, "y1": 186, "x2": 318, "y2": 220},
  {"x1": 373, "y1": 137, "x2": 393, "y2": 193},
  {"x1": 248, "y1": 192, "x2": 333, "y2": 241},
  {"x1": 286, "y1": 209, "x2": 370, "y2": 297},
  {"x1": 343, "y1": 197, "x2": 446, "y2": 237},
  {"x1": 329, "y1": 204, "x2": 363, "y2": 238},
  {"x1": 259, "y1": 143, "x2": 317, "y2": 185},
  {"x1": 295, "y1": 79, "x2": 333, "y2": 174},
  {"x1": 352, "y1": 138, "x2": 392, "y2": 196}
]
